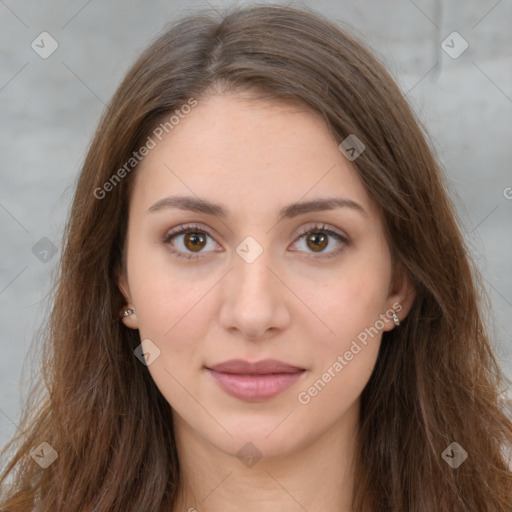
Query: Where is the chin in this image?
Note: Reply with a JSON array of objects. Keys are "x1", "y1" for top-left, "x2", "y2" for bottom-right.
[{"x1": 202, "y1": 414, "x2": 313, "y2": 462}]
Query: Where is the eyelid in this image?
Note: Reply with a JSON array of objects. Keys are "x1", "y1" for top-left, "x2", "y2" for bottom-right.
[
  {"x1": 290, "y1": 223, "x2": 348, "y2": 260},
  {"x1": 163, "y1": 222, "x2": 221, "y2": 244},
  {"x1": 294, "y1": 223, "x2": 347, "y2": 241},
  {"x1": 162, "y1": 222, "x2": 221, "y2": 260},
  {"x1": 162, "y1": 222, "x2": 348, "y2": 260}
]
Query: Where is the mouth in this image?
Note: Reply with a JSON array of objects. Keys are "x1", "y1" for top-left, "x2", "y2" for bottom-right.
[{"x1": 205, "y1": 359, "x2": 306, "y2": 402}]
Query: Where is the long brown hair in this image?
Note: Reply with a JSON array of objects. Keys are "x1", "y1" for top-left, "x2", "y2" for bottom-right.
[{"x1": 1, "y1": 4, "x2": 511, "y2": 511}]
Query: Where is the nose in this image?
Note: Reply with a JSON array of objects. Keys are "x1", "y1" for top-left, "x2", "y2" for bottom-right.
[{"x1": 218, "y1": 246, "x2": 291, "y2": 341}]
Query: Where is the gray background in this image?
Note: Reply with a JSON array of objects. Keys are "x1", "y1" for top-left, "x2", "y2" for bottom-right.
[{"x1": 1, "y1": 0, "x2": 511, "y2": 454}]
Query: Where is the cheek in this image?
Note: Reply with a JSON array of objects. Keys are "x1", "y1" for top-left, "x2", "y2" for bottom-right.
[
  {"x1": 294, "y1": 274, "x2": 386, "y2": 417},
  {"x1": 132, "y1": 278, "x2": 215, "y2": 413},
  {"x1": 294, "y1": 251, "x2": 390, "y2": 408},
  {"x1": 310, "y1": 254, "x2": 391, "y2": 350},
  {"x1": 127, "y1": 234, "x2": 214, "y2": 338},
  {"x1": 134, "y1": 278, "x2": 214, "y2": 362}
]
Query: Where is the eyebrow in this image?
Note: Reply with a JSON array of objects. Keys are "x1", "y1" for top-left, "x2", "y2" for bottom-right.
[{"x1": 147, "y1": 195, "x2": 367, "y2": 219}]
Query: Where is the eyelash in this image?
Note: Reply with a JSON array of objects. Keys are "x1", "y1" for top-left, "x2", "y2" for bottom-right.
[{"x1": 162, "y1": 223, "x2": 348, "y2": 261}]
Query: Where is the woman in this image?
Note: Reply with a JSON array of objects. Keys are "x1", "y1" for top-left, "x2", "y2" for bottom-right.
[{"x1": 1, "y1": 4, "x2": 511, "y2": 511}]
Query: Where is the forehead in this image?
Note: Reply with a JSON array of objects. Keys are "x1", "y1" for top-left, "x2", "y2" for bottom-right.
[{"x1": 130, "y1": 93, "x2": 378, "y2": 221}]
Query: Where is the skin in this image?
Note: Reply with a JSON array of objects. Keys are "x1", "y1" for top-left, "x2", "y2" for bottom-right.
[{"x1": 119, "y1": 92, "x2": 415, "y2": 512}]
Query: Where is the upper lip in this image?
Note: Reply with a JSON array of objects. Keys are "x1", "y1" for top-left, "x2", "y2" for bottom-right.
[{"x1": 207, "y1": 359, "x2": 305, "y2": 374}]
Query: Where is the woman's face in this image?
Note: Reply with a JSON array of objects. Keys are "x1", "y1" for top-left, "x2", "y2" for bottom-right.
[{"x1": 119, "y1": 92, "x2": 412, "y2": 460}]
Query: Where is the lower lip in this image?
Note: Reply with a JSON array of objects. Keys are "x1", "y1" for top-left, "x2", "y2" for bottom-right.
[{"x1": 207, "y1": 369, "x2": 305, "y2": 401}]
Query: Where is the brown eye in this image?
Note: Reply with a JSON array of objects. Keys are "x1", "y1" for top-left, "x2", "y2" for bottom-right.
[
  {"x1": 164, "y1": 223, "x2": 347, "y2": 262},
  {"x1": 292, "y1": 224, "x2": 348, "y2": 259},
  {"x1": 183, "y1": 232, "x2": 207, "y2": 252},
  {"x1": 305, "y1": 232, "x2": 329, "y2": 252},
  {"x1": 162, "y1": 224, "x2": 219, "y2": 261}
]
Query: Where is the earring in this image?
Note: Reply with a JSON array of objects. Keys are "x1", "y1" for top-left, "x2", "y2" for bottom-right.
[
  {"x1": 392, "y1": 311, "x2": 400, "y2": 327},
  {"x1": 123, "y1": 308, "x2": 135, "y2": 317}
]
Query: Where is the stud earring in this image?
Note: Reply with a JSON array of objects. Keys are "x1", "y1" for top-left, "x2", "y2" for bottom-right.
[
  {"x1": 392, "y1": 311, "x2": 400, "y2": 327},
  {"x1": 123, "y1": 308, "x2": 135, "y2": 317}
]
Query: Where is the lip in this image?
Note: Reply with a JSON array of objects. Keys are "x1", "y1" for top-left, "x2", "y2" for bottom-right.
[
  {"x1": 208, "y1": 358, "x2": 305, "y2": 374},
  {"x1": 206, "y1": 359, "x2": 306, "y2": 402}
]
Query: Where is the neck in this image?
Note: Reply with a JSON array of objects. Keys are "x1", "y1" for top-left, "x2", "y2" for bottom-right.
[{"x1": 171, "y1": 401, "x2": 359, "y2": 512}]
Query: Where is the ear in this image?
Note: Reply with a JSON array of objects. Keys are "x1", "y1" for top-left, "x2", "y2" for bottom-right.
[
  {"x1": 117, "y1": 266, "x2": 139, "y2": 330},
  {"x1": 382, "y1": 261, "x2": 416, "y2": 332}
]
